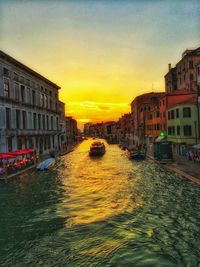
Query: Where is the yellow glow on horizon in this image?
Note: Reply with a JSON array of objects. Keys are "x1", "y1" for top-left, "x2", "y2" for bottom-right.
[{"x1": 62, "y1": 100, "x2": 131, "y2": 124}]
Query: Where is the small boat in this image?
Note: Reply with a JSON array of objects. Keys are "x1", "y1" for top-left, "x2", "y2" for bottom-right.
[
  {"x1": 37, "y1": 157, "x2": 55, "y2": 171},
  {"x1": 129, "y1": 149, "x2": 146, "y2": 160},
  {"x1": 89, "y1": 142, "x2": 105, "y2": 156}
]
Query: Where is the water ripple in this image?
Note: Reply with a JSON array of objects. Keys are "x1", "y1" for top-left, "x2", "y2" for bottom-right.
[{"x1": 0, "y1": 139, "x2": 200, "y2": 266}]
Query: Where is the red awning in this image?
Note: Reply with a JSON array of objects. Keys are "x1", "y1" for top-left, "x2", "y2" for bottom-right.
[
  {"x1": 7, "y1": 149, "x2": 36, "y2": 156},
  {"x1": 0, "y1": 153, "x2": 16, "y2": 160}
]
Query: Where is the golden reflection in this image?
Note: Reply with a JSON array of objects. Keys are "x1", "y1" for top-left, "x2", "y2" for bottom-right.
[{"x1": 57, "y1": 139, "x2": 143, "y2": 226}]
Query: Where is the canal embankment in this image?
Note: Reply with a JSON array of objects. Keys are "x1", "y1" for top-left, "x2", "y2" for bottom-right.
[{"x1": 147, "y1": 153, "x2": 200, "y2": 185}]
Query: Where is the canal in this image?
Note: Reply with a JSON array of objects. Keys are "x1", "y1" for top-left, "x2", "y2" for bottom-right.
[{"x1": 0, "y1": 139, "x2": 200, "y2": 266}]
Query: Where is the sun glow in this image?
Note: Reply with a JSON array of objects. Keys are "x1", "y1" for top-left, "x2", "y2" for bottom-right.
[{"x1": 1, "y1": 0, "x2": 199, "y2": 129}]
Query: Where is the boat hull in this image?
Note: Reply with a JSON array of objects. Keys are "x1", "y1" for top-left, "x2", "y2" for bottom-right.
[
  {"x1": 89, "y1": 141, "x2": 106, "y2": 157},
  {"x1": 37, "y1": 158, "x2": 55, "y2": 171},
  {"x1": 129, "y1": 151, "x2": 146, "y2": 161}
]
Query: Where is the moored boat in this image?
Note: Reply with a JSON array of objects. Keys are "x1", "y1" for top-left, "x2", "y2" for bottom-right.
[
  {"x1": 37, "y1": 157, "x2": 55, "y2": 171},
  {"x1": 129, "y1": 149, "x2": 146, "y2": 160},
  {"x1": 89, "y1": 142, "x2": 105, "y2": 156}
]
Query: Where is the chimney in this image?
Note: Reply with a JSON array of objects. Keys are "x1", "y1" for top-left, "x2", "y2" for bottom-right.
[{"x1": 168, "y1": 64, "x2": 171, "y2": 71}]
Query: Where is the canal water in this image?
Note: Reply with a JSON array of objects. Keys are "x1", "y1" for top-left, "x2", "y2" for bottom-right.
[{"x1": 0, "y1": 139, "x2": 200, "y2": 267}]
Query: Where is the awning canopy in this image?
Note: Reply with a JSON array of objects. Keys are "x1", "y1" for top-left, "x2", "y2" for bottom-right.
[
  {"x1": 7, "y1": 149, "x2": 36, "y2": 156},
  {"x1": 192, "y1": 144, "x2": 200, "y2": 150},
  {"x1": 0, "y1": 153, "x2": 16, "y2": 160}
]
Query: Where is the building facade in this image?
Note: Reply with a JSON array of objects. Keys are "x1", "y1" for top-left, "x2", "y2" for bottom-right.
[
  {"x1": 0, "y1": 51, "x2": 62, "y2": 155},
  {"x1": 130, "y1": 92, "x2": 165, "y2": 145},
  {"x1": 167, "y1": 100, "x2": 199, "y2": 154},
  {"x1": 165, "y1": 47, "x2": 200, "y2": 94},
  {"x1": 65, "y1": 116, "x2": 78, "y2": 146}
]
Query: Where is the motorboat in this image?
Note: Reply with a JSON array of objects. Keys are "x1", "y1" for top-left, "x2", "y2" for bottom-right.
[
  {"x1": 37, "y1": 157, "x2": 55, "y2": 171},
  {"x1": 89, "y1": 142, "x2": 105, "y2": 156},
  {"x1": 129, "y1": 149, "x2": 146, "y2": 160}
]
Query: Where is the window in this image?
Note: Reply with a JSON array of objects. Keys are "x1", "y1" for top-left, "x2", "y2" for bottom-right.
[
  {"x1": 163, "y1": 112, "x2": 166, "y2": 118},
  {"x1": 26, "y1": 79, "x2": 30, "y2": 86},
  {"x1": 3, "y1": 78, "x2": 10, "y2": 98},
  {"x1": 32, "y1": 90, "x2": 35, "y2": 105},
  {"x1": 21, "y1": 85, "x2": 25, "y2": 102},
  {"x1": 168, "y1": 126, "x2": 171, "y2": 135},
  {"x1": 45, "y1": 95, "x2": 48, "y2": 108},
  {"x1": 50, "y1": 99, "x2": 53, "y2": 110},
  {"x1": 6, "y1": 108, "x2": 11, "y2": 129},
  {"x1": 177, "y1": 125, "x2": 180, "y2": 136},
  {"x1": 183, "y1": 125, "x2": 192, "y2": 136},
  {"x1": 28, "y1": 112, "x2": 32, "y2": 129},
  {"x1": 171, "y1": 110, "x2": 175, "y2": 119},
  {"x1": 3, "y1": 68, "x2": 9, "y2": 76},
  {"x1": 168, "y1": 126, "x2": 175, "y2": 136},
  {"x1": 56, "y1": 117, "x2": 59, "y2": 129},
  {"x1": 20, "y1": 76, "x2": 24, "y2": 83},
  {"x1": 189, "y1": 61, "x2": 193, "y2": 69},
  {"x1": 51, "y1": 116, "x2": 53, "y2": 129},
  {"x1": 176, "y1": 109, "x2": 179, "y2": 118},
  {"x1": 156, "y1": 111, "x2": 160, "y2": 118},
  {"x1": 16, "y1": 109, "x2": 20, "y2": 129},
  {"x1": 17, "y1": 138, "x2": 22, "y2": 150},
  {"x1": 31, "y1": 81, "x2": 35, "y2": 88},
  {"x1": 41, "y1": 94, "x2": 45, "y2": 107},
  {"x1": 183, "y1": 107, "x2": 191, "y2": 118},
  {"x1": 172, "y1": 126, "x2": 175, "y2": 135},
  {"x1": 13, "y1": 72, "x2": 19, "y2": 81},
  {"x1": 14, "y1": 83, "x2": 20, "y2": 100},
  {"x1": 22, "y1": 111, "x2": 27, "y2": 129},
  {"x1": 168, "y1": 111, "x2": 170, "y2": 120},
  {"x1": 190, "y1": 73, "x2": 194, "y2": 81},
  {"x1": 38, "y1": 114, "x2": 41, "y2": 129},
  {"x1": 33, "y1": 113, "x2": 36, "y2": 129},
  {"x1": 46, "y1": 115, "x2": 49, "y2": 130},
  {"x1": 27, "y1": 88, "x2": 31, "y2": 103},
  {"x1": 43, "y1": 114, "x2": 45, "y2": 130},
  {"x1": 7, "y1": 137, "x2": 13, "y2": 152}
]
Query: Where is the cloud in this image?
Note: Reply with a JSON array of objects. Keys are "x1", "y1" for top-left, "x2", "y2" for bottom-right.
[{"x1": 97, "y1": 106, "x2": 110, "y2": 111}]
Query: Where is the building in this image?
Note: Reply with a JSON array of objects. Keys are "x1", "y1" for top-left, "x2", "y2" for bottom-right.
[
  {"x1": 130, "y1": 92, "x2": 165, "y2": 145},
  {"x1": 65, "y1": 116, "x2": 78, "y2": 146},
  {"x1": 165, "y1": 64, "x2": 177, "y2": 93},
  {"x1": 103, "y1": 121, "x2": 119, "y2": 143},
  {"x1": 83, "y1": 122, "x2": 93, "y2": 136},
  {"x1": 118, "y1": 113, "x2": 134, "y2": 148},
  {"x1": 58, "y1": 100, "x2": 67, "y2": 149},
  {"x1": 165, "y1": 47, "x2": 200, "y2": 93},
  {"x1": 0, "y1": 50, "x2": 62, "y2": 155},
  {"x1": 196, "y1": 63, "x2": 200, "y2": 141},
  {"x1": 167, "y1": 97, "x2": 199, "y2": 154}
]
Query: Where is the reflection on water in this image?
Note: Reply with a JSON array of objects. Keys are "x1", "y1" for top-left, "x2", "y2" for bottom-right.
[{"x1": 0, "y1": 139, "x2": 200, "y2": 266}]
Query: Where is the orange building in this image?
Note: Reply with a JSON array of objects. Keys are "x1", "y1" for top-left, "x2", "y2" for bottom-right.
[{"x1": 131, "y1": 92, "x2": 165, "y2": 144}]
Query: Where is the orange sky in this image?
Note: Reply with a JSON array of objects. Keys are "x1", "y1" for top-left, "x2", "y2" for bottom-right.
[{"x1": 1, "y1": 1, "x2": 199, "y2": 128}]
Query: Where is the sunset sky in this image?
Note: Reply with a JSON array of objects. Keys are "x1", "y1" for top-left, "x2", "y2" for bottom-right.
[{"x1": 0, "y1": 0, "x2": 199, "y2": 128}]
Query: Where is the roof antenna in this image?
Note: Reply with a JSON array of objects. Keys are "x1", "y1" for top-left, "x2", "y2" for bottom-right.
[{"x1": 152, "y1": 83, "x2": 154, "y2": 92}]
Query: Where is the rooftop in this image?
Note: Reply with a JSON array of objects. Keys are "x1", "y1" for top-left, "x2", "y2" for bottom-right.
[{"x1": 0, "y1": 50, "x2": 60, "y2": 90}]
